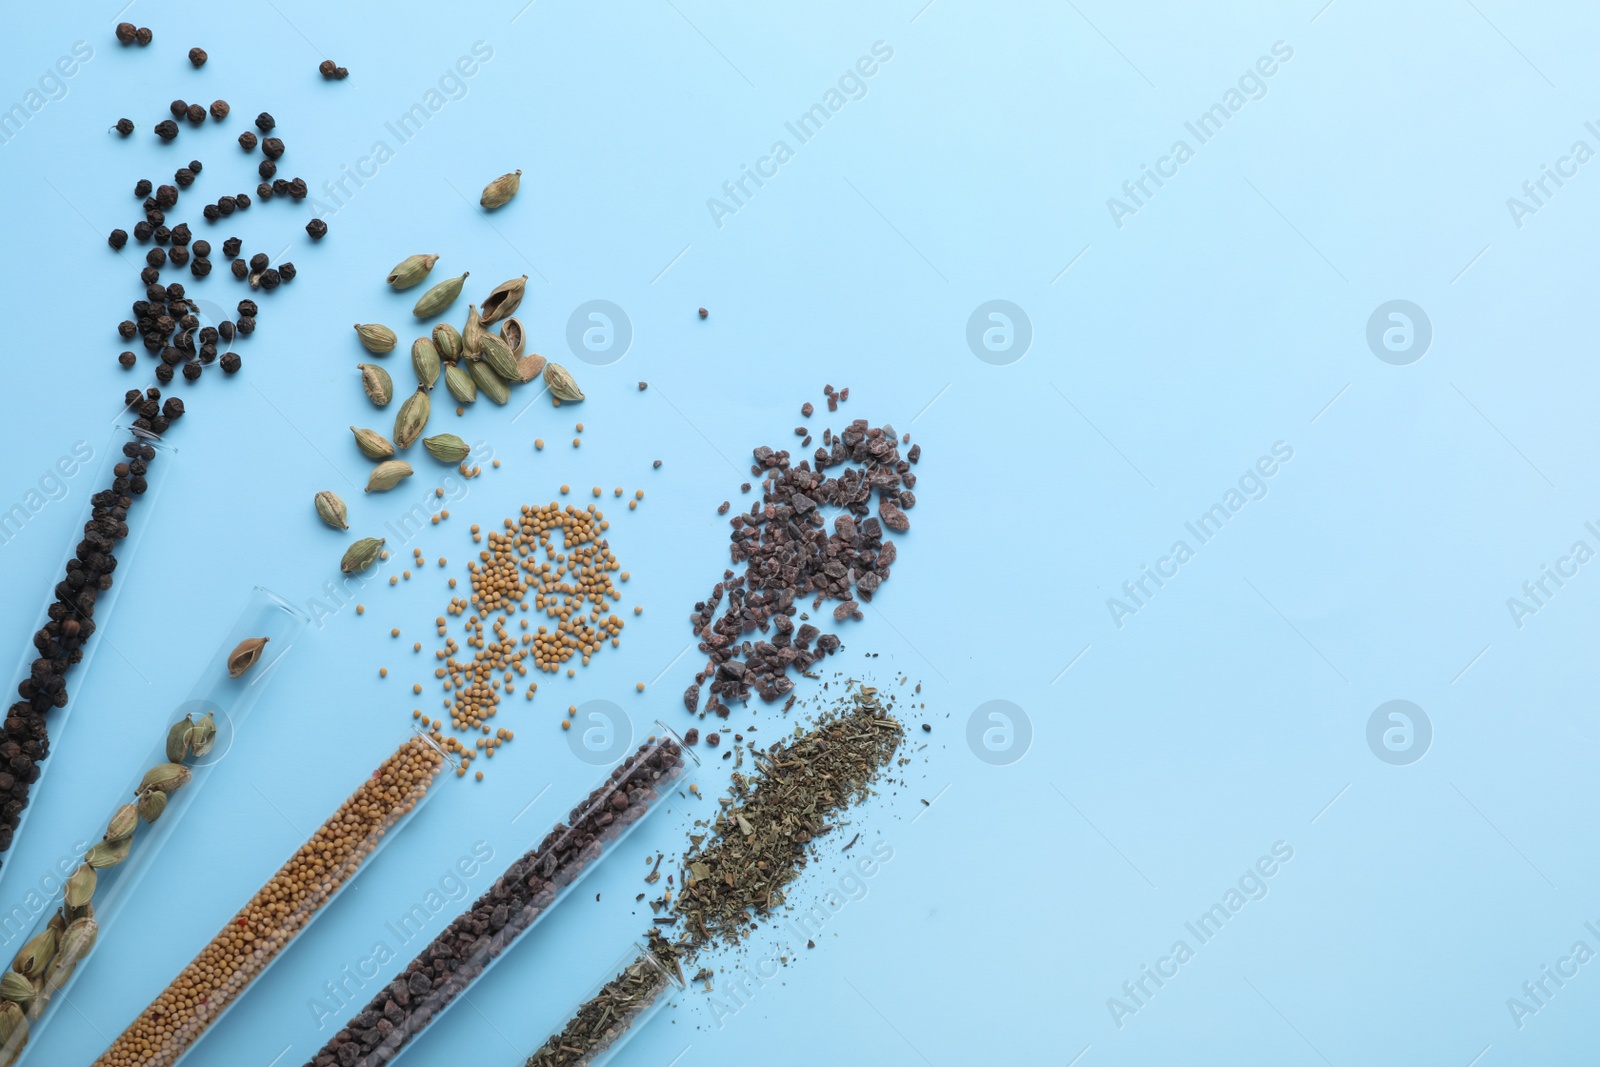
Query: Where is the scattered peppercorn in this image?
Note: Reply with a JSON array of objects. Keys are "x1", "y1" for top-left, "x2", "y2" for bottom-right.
[
  {"x1": 230, "y1": 259, "x2": 247, "y2": 278},
  {"x1": 114, "y1": 118, "x2": 134, "y2": 136},
  {"x1": 117, "y1": 351, "x2": 136, "y2": 368},
  {"x1": 209, "y1": 99, "x2": 229, "y2": 121},
  {"x1": 174, "y1": 167, "x2": 194, "y2": 187},
  {"x1": 261, "y1": 136, "x2": 284, "y2": 160},
  {"x1": 184, "y1": 103, "x2": 205, "y2": 125},
  {"x1": 220, "y1": 352, "x2": 241, "y2": 374},
  {"x1": 221, "y1": 237, "x2": 241, "y2": 259},
  {"x1": 255, "y1": 112, "x2": 275, "y2": 132},
  {"x1": 258, "y1": 159, "x2": 276, "y2": 180},
  {"x1": 698, "y1": 307, "x2": 708, "y2": 319},
  {"x1": 134, "y1": 178, "x2": 152, "y2": 197},
  {"x1": 108, "y1": 229, "x2": 128, "y2": 250},
  {"x1": 238, "y1": 131, "x2": 257, "y2": 151},
  {"x1": 192, "y1": 239, "x2": 210, "y2": 257},
  {"x1": 188, "y1": 47, "x2": 207, "y2": 67},
  {"x1": 169, "y1": 100, "x2": 187, "y2": 118},
  {"x1": 306, "y1": 218, "x2": 327, "y2": 240},
  {"x1": 115, "y1": 22, "x2": 136, "y2": 44},
  {"x1": 134, "y1": 27, "x2": 152, "y2": 46},
  {"x1": 278, "y1": 262, "x2": 296, "y2": 282},
  {"x1": 154, "y1": 120, "x2": 178, "y2": 141}
]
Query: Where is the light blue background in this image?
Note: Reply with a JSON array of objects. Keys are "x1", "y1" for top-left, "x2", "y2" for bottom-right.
[{"x1": 0, "y1": 1, "x2": 1595, "y2": 1064}]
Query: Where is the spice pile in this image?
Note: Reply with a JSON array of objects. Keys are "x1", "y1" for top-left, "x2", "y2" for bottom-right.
[
  {"x1": 301, "y1": 733, "x2": 688, "y2": 1067},
  {"x1": 685, "y1": 392, "x2": 919, "y2": 717},
  {"x1": 93, "y1": 735, "x2": 444, "y2": 1067}
]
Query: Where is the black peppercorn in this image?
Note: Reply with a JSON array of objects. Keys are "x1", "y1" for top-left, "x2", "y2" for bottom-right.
[
  {"x1": 142, "y1": 196, "x2": 158, "y2": 212},
  {"x1": 258, "y1": 159, "x2": 276, "y2": 179},
  {"x1": 154, "y1": 120, "x2": 178, "y2": 141},
  {"x1": 288, "y1": 177, "x2": 307, "y2": 199},
  {"x1": 221, "y1": 352, "x2": 241, "y2": 373},
  {"x1": 159, "y1": 347, "x2": 180, "y2": 366},
  {"x1": 188, "y1": 47, "x2": 207, "y2": 67},
  {"x1": 256, "y1": 182, "x2": 273, "y2": 200},
  {"x1": 115, "y1": 118, "x2": 134, "y2": 136},
  {"x1": 191, "y1": 239, "x2": 210, "y2": 258},
  {"x1": 255, "y1": 112, "x2": 275, "y2": 132},
  {"x1": 167, "y1": 282, "x2": 186, "y2": 300},
  {"x1": 146, "y1": 249, "x2": 166, "y2": 269},
  {"x1": 144, "y1": 207, "x2": 165, "y2": 227},
  {"x1": 198, "y1": 341, "x2": 217, "y2": 362},
  {"x1": 238, "y1": 131, "x2": 257, "y2": 151},
  {"x1": 109, "y1": 229, "x2": 128, "y2": 250},
  {"x1": 132, "y1": 221, "x2": 153, "y2": 242},
  {"x1": 154, "y1": 363, "x2": 174, "y2": 383},
  {"x1": 171, "y1": 223, "x2": 190, "y2": 246},
  {"x1": 221, "y1": 237, "x2": 241, "y2": 258},
  {"x1": 118, "y1": 321, "x2": 136, "y2": 338},
  {"x1": 181, "y1": 362, "x2": 201, "y2": 381},
  {"x1": 319, "y1": 59, "x2": 337, "y2": 78},
  {"x1": 238, "y1": 299, "x2": 258, "y2": 316},
  {"x1": 236, "y1": 316, "x2": 255, "y2": 335},
  {"x1": 209, "y1": 99, "x2": 229, "y2": 121},
  {"x1": 306, "y1": 218, "x2": 327, "y2": 240},
  {"x1": 230, "y1": 259, "x2": 247, "y2": 279},
  {"x1": 185, "y1": 103, "x2": 205, "y2": 125},
  {"x1": 147, "y1": 417, "x2": 169, "y2": 437},
  {"x1": 234, "y1": 192, "x2": 251, "y2": 210},
  {"x1": 277, "y1": 261, "x2": 296, "y2": 282},
  {"x1": 201, "y1": 204, "x2": 219, "y2": 222},
  {"x1": 218, "y1": 320, "x2": 235, "y2": 341},
  {"x1": 134, "y1": 178, "x2": 152, "y2": 197},
  {"x1": 271, "y1": 178, "x2": 289, "y2": 196},
  {"x1": 152, "y1": 225, "x2": 170, "y2": 245},
  {"x1": 199, "y1": 326, "x2": 217, "y2": 344},
  {"x1": 140, "y1": 266, "x2": 160, "y2": 285},
  {"x1": 135, "y1": 27, "x2": 152, "y2": 46},
  {"x1": 124, "y1": 389, "x2": 143, "y2": 407},
  {"x1": 188, "y1": 158, "x2": 202, "y2": 174},
  {"x1": 190, "y1": 257, "x2": 211, "y2": 277},
  {"x1": 248, "y1": 253, "x2": 268, "y2": 273},
  {"x1": 261, "y1": 137, "x2": 284, "y2": 160},
  {"x1": 335, "y1": 66, "x2": 349, "y2": 79},
  {"x1": 117, "y1": 351, "x2": 136, "y2": 368},
  {"x1": 115, "y1": 22, "x2": 136, "y2": 44},
  {"x1": 155, "y1": 184, "x2": 177, "y2": 207},
  {"x1": 169, "y1": 246, "x2": 189, "y2": 267},
  {"x1": 163, "y1": 397, "x2": 184, "y2": 419},
  {"x1": 174, "y1": 167, "x2": 194, "y2": 187},
  {"x1": 216, "y1": 196, "x2": 235, "y2": 217},
  {"x1": 260, "y1": 268, "x2": 281, "y2": 290},
  {"x1": 169, "y1": 100, "x2": 187, "y2": 118}
]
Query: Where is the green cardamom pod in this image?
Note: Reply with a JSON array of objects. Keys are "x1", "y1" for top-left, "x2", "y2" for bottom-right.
[
  {"x1": 500, "y1": 317, "x2": 525, "y2": 357},
  {"x1": 444, "y1": 364, "x2": 477, "y2": 405},
  {"x1": 477, "y1": 333, "x2": 519, "y2": 381},
  {"x1": 517, "y1": 353, "x2": 547, "y2": 382},
  {"x1": 104, "y1": 804, "x2": 138, "y2": 844},
  {"x1": 315, "y1": 490, "x2": 349, "y2": 531},
  {"x1": 0, "y1": 1000, "x2": 25, "y2": 1050},
  {"x1": 40, "y1": 917, "x2": 95, "y2": 991},
  {"x1": 228, "y1": 636, "x2": 269, "y2": 678},
  {"x1": 413, "y1": 271, "x2": 469, "y2": 319},
  {"x1": 393, "y1": 388, "x2": 430, "y2": 450},
  {"x1": 350, "y1": 426, "x2": 395, "y2": 460},
  {"x1": 136, "y1": 790, "x2": 167, "y2": 823},
  {"x1": 386, "y1": 253, "x2": 440, "y2": 290},
  {"x1": 341, "y1": 536, "x2": 386, "y2": 574},
  {"x1": 479, "y1": 275, "x2": 527, "y2": 326},
  {"x1": 353, "y1": 323, "x2": 398, "y2": 354},
  {"x1": 480, "y1": 168, "x2": 522, "y2": 210},
  {"x1": 543, "y1": 362, "x2": 585, "y2": 402},
  {"x1": 462, "y1": 304, "x2": 486, "y2": 356},
  {"x1": 11, "y1": 930, "x2": 54, "y2": 981},
  {"x1": 165, "y1": 714, "x2": 194, "y2": 762},
  {"x1": 189, "y1": 712, "x2": 217, "y2": 758},
  {"x1": 0, "y1": 971, "x2": 33, "y2": 1008},
  {"x1": 469, "y1": 358, "x2": 511, "y2": 405},
  {"x1": 411, "y1": 338, "x2": 440, "y2": 390},
  {"x1": 138, "y1": 763, "x2": 192, "y2": 796},
  {"x1": 63, "y1": 865, "x2": 95, "y2": 910},
  {"x1": 366, "y1": 460, "x2": 414, "y2": 493},
  {"x1": 84, "y1": 838, "x2": 131, "y2": 870},
  {"x1": 358, "y1": 363, "x2": 393, "y2": 407},
  {"x1": 433, "y1": 323, "x2": 463, "y2": 364},
  {"x1": 422, "y1": 434, "x2": 471, "y2": 464}
]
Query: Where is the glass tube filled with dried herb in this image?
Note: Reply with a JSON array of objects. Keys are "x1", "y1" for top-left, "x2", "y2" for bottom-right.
[
  {"x1": 527, "y1": 937, "x2": 684, "y2": 1067},
  {"x1": 92, "y1": 732, "x2": 450, "y2": 1067},
  {"x1": 0, "y1": 586, "x2": 307, "y2": 1065},
  {"x1": 302, "y1": 726, "x2": 694, "y2": 1067},
  {"x1": 0, "y1": 423, "x2": 176, "y2": 889}
]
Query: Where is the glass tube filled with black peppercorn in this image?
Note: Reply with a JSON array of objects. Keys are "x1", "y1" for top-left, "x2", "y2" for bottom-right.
[{"x1": 0, "y1": 421, "x2": 176, "y2": 898}]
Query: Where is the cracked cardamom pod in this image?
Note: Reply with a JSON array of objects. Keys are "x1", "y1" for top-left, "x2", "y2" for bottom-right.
[
  {"x1": 315, "y1": 490, "x2": 349, "y2": 531},
  {"x1": 353, "y1": 323, "x2": 398, "y2": 354},
  {"x1": 104, "y1": 804, "x2": 138, "y2": 843},
  {"x1": 444, "y1": 364, "x2": 476, "y2": 405},
  {"x1": 386, "y1": 253, "x2": 439, "y2": 290},
  {"x1": 228, "y1": 636, "x2": 269, "y2": 678},
  {"x1": 84, "y1": 838, "x2": 131, "y2": 870},
  {"x1": 468, "y1": 358, "x2": 510, "y2": 405},
  {"x1": 165, "y1": 714, "x2": 195, "y2": 762},
  {"x1": 63, "y1": 865, "x2": 95, "y2": 910},
  {"x1": 366, "y1": 460, "x2": 414, "y2": 493},
  {"x1": 411, "y1": 337, "x2": 440, "y2": 390},
  {"x1": 189, "y1": 712, "x2": 217, "y2": 758},
  {"x1": 138, "y1": 763, "x2": 192, "y2": 796},
  {"x1": 477, "y1": 333, "x2": 519, "y2": 381},
  {"x1": 0, "y1": 971, "x2": 32, "y2": 1008},
  {"x1": 479, "y1": 275, "x2": 527, "y2": 325},
  {"x1": 0, "y1": 1000, "x2": 25, "y2": 1052},
  {"x1": 350, "y1": 426, "x2": 395, "y2": 460},
  {"x1": 543, "y1": 362, "x2": 585, "y2": 402},
  {"x1": 462, "y1": 304, "x2": 486, "y2": 356},
  {"x1": 516, "y1": 353, "x2": 546, "y2": 382},
  {"x1": 11, "y1": 930, "x2": 53, "y2": 980},
  {"x1": 413, "y1": 271, "x2": 468, "y2": 319},
  {"x1": 136, "y1": 790, "x2": 167, "y2": 823},
  {"x1": 480, "y1": 168, "x2": 522, "y2": 210},
  {"x1": 341, "y1": 536, "x2": 386, "y2": 574},
  {"x1": 394, "y1": 388, "x2": 430, "y2": 450},
  {"x1": 433, "y1": 322, "x2": 463, "y2": 364},
  {"x1": 358, "y1": 363, "x2": 393, "y2": 406},
  {"x1": 500, "y1": 317, "x2": 525, "y2": 357},
  {"x1": 422, "y1": 434, "x2": 471, "y2": 464},
  {"x1": 39, "y1": 917, "x2": 95, "y2": 995}
]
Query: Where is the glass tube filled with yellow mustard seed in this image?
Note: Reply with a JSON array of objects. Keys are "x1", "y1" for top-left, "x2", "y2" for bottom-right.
[{"x1": 91, "y1": 733, "x2": 448, "y2": 1067}]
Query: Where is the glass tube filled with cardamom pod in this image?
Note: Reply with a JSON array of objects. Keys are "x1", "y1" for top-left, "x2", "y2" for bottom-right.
[
  {"x1": 91, "y1": 730, "x2": 453, "y2": 1067},
  {"x1": 0, "y1": 585, "x2": 307, "y2": 1065},
  {"x1": 526, "y1": 937, "x2": 685, "y2": 1067},
  {"x1": 0, "y1": 422, "x2": 178, "y2": 901},
  {"x1": 304, "y1": 725, "x2": 696, "y2": 1067}
]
